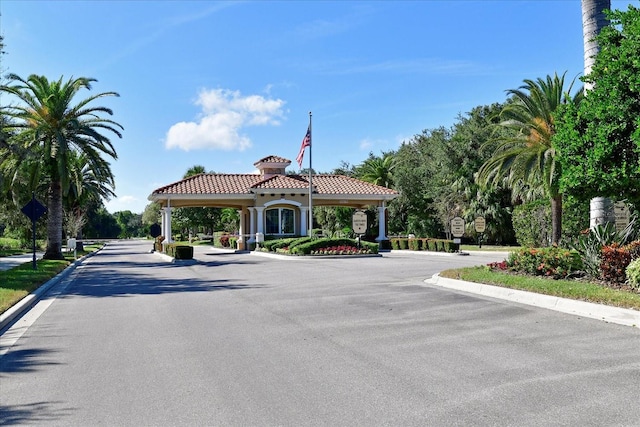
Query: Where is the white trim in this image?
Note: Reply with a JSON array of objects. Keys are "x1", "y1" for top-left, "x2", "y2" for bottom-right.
[{"x1": 263, "y1": 199, "x2": 302, "y2": 208}]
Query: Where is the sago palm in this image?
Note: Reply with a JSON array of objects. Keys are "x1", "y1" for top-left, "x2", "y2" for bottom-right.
[
  {"x1": 477, "y1": 72, "x2": 583, "y2": 245},
  {"x1": 1, "y1": 74, "x2": 122, "y2": 259}
]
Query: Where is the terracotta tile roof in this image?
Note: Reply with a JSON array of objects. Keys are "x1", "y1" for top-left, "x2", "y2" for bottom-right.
[
  {"x1": 252, "y1": 175, "x2": 310, "y2": 190},
  {"x1": 151, "y1": 172, "x2": 398, "y2": 197},
  {"x1": 152, "y1": 173, "x2": 262, "y2": 195},
  {"x1": 254, "y1": 155, "x2": 291, "y2": 165},
  {"x1": 311, "y1": 175, "x2": 398, "y2": 195}
]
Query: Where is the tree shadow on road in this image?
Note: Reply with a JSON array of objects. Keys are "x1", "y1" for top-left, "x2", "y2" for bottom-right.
[
  {"x1": 0, "y1": 348, "x2": 62, "y2": 376},
  {"x1": 0, "y1": 401, "x2": 74, "y2": 426}
]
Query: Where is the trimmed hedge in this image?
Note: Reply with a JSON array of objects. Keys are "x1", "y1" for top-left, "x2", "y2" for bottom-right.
[
  {"x1": 389, "y1": 238, "x2": 456, "y2": 253},
  {"x1": 165, "y1": 244, "x2": 194, "y2": 259},
  {"x1": 261, "y1": 237, "x2": 299, "y2": 251}
]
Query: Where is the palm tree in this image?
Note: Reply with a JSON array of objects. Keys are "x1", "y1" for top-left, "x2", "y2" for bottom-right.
[
  {"x1": 582, "y1": 0, "x2": 610, "y2": 91},
  {"x1": 357, "y1": 152, "x2": 395, "y2": 188},
  {"x1": 183, "y1": 164, "x2": 207, "y2": 178},
  {"x1": 477, "y1": 73, "x2": 583, "y2": 245},
  {"x1": 0, "y1": 74, "x2": 122, "y2": 259},
  {"x1": 64, "y1": 151, "x2": 116, "y2": 251},
  {"x1": 582, "y1": 0, "x2": 613, "y2": 226}
]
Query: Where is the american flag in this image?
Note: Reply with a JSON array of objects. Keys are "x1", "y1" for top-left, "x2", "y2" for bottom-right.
[{"x1": 296, "y1": 125, "x2": 311, "y2": 169}]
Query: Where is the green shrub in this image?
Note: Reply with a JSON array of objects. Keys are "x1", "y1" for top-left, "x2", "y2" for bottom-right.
[
  {"x1": 408, "y1": 238, "x2": 420, "y2": 251},
  {"x1": 289, "y1": 237, "x2": 314, "y2": 249},
  {"x1": 165, "y1": 244, "x2": 194, "y2": 259},
  {"x1": 625, "y1": 258, "x2": 640, "y2": 291},
  {"x1": 426, "y1": 239, "x2": 437, "y2": 251},
  {"x1": 507, "y1": 247, "x2": 581, "y2": 279},
  {"x1": 174, "y1": 245, "x2": 194, "y2": 259},
  {"x1": 512, "y1": 199, "x2": 551, "y2": 247},
  {"x1": 390, "y1": 239, "x2": 401, "y2": 250},
  {"x1": 399, "y1": 239, "x2": 409, "y2": 250},
  {"x1": 444, "y1": 241, "x2": 456, "y2": 253},
  {"x1": 260, "y1": 238, "x2": 297, "y2": 252},
  {"x1": 572, "y1": 222, "x2": 637, "y2": 278}
]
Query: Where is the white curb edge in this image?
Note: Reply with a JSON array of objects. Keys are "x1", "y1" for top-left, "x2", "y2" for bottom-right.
[{"x1": 425, "y1": 273, "x2": 640, "y2": 329}]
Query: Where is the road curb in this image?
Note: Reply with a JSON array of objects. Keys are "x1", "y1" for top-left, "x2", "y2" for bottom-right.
[
  {"x1": 0, "y1": 247, "x2": 104, "y2": 333},
  {"x1": 425, "y1": 273, "x2": 640, "y2": 329}
]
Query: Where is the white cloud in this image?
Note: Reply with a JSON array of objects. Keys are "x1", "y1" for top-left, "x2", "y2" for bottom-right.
[
  {"x1": 105, "y1": 195, "x2": 145, "y2": 214},
  {"x1": 359, "y1": 137, "x2": 393, "y2": 151},
  {"x1": 359, "y1": 138, "x2": 374, "y2": 150},
  {"x1": 165, "y1": 88, "x2": 286, "y2": 151}
]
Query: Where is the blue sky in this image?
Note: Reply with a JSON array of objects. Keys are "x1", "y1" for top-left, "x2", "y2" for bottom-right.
[{"x1": 1, "y1": 0, "x2": 635, "y2": 214}]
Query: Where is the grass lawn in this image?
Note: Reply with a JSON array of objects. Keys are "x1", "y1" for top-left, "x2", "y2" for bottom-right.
[
  {"x1": 0, "y1": 245, "x2": 103, "y2": 315},
  {"x1": 440, "y1": 266, "x2": 640, "y2": 311}
]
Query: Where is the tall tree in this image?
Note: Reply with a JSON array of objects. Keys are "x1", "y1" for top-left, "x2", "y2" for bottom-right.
[
  {"x1": 581, "y1": 0, "x2": 613, "y2": 226},
  {"x1": 555, "y1": 6, "x2": 640, "y2": 207},
  {"x1": 64, "y1": 151, "x2": 116, "y2": 250},
  {"x1": 477, "y1": 73, "x2": 583, "y2": 245},
  {"x1": 173, "y1": 165, "x2": 219, "y2": 239},
  {"x1": 582, "y1": 0, "x2": 611, "y2": 91},
  {"x1": 0, "y1": 75, "x2": 122, "y2": 259}
]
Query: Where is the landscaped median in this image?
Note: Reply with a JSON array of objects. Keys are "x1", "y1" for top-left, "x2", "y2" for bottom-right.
[{"x1": 256, "y1": 237, "x2": 379, "y2": 256}]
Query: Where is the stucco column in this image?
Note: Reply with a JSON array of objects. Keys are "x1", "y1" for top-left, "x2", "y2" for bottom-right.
[
  {"x1": 299, "y1": 206, "x2": 308, "y2": 236},
  {"x1": 248, "y1": 207, "x2": 256, "y2": 243},
  {"x1": 237, "y1": 209, "x2": 244, "y2": 250},
  {"x1": 160, "y1": 209, "x2": 166, "y2": 238},
  {"x1": 255, "y1": 207, "x2": 265, "y2": 235},
  {"x1": 164, "y1": 207, "x2": 173, "y2": 243},
  {"x1": 376, "y1": 203, "x2": 387, "y2": 242}
]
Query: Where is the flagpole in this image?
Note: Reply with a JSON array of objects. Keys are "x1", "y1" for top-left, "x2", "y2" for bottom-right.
[{"x1": 308, "y1": 111, "x2": 313, "y2": 237}]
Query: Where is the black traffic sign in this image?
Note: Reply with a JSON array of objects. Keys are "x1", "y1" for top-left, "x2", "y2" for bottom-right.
[
  {"x1": 21, "y1": 198, "x2": 47, "y2": 222},
  {"x1": 150, "y1": 223, "x2": 162, "y2": 238}
]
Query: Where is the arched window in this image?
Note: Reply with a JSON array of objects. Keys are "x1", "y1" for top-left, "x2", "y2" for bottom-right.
[{"x1": 265, "y1": 207, "x2": 295, "y2": 235}]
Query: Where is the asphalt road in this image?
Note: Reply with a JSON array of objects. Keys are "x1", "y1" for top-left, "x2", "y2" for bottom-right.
[{"x1": 2, "y1": 240, "x2": 640, "y2": 426}]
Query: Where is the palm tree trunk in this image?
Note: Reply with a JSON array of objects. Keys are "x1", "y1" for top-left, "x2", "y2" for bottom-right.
[
  {"x1": 582, "y1": 0, "x2": 613, "y2": 228},
  {"x1": 44, "y1": 180, "x2": 64, "y2": 260},
  {"x1": 551, "y1": 194, "x2": 562, "y2": 245},
  {"x1": 582, "y1": 0, "x2": 610, "y2": 91}
]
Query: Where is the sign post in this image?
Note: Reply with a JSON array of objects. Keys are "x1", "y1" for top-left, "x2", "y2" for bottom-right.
[
  {"x1": 474, "y1": 216, "x2": 486, "y2": 248},
  {"x1": 352, "y1": 210, "x2": 368, "y2": 249},
  {"x1": 450, "y1": 216, "x2": 465, "y2": 252},
  {"x1": 20, "y1": 194, "x2": 47, "y2": 270},
  {"x1": 149, "y1": 223, "x2": 162, "y2": 252}
]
